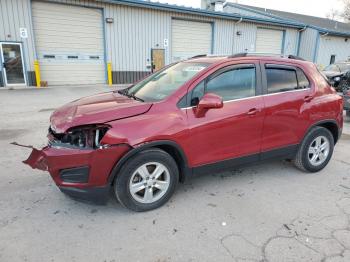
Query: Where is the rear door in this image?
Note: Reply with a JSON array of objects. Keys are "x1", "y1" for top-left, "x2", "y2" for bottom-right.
[
  {"x1": 260, "y1": 61, "x2": 313, "y2": 152},
  {"x1": 184, "y1": 62, "x2": 265, "y2": 168}
]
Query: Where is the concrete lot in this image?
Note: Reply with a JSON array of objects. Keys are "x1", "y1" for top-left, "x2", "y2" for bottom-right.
[{"x1": 0, "y1": 85, "x2": 350, "y2": 262}]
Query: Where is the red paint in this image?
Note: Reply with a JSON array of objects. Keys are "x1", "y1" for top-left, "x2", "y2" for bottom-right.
[
  {"x1": 50, "y1": 92, "x2": 152, "y2": 133},
  {"x1": 24, "y1": 56, "x2": 343, "y2": 192}
]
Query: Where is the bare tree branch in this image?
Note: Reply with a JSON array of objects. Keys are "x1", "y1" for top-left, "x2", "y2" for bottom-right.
[{"x1": 342, "y1": 0, "x2": 350, "y2": 22}]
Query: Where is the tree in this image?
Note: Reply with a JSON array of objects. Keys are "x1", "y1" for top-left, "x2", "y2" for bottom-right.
[
  {"x1": 326, "y1": 8, "x2": 341, "y2": 20},
  {"x1": 343, "y1": 0, "x2": 350, "y2": 22}
]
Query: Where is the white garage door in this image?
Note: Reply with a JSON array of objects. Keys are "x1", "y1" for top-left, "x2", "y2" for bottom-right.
[
  {"x1": 172, "y1": 19, "x2": 212, "y2": 62},
  {"x1": 256, "y1": 28, "x2": 283, "y2": 54},
  {"x1": 32, "y1": 2, "x2": 105, "y2": 86}
]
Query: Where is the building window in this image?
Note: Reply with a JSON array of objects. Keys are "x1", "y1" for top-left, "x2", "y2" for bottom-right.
[{"x1": 330, "y1": 55, "x2": 336, "y2": 64}]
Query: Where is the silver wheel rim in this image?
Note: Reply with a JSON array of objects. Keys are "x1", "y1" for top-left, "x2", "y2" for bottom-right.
[
  {"x1": 129, "y1": 162, "x2": 170, "y2": 204},
  {"x1": 308, "y1": 135, "x2": 330, "y2": 166}
]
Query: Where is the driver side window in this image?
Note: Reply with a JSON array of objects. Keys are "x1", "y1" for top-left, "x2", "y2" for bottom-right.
[
  {"x1": 190, "y1": 66, "x2": 256, "y2": 105},
  {"x1": 206, "y1": 67, "x2": 256, "y2": 101}
]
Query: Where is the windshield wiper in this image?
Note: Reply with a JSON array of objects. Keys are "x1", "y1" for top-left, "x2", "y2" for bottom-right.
[
  {"x1": 117, "y1": 89, "x2": 144, "y2": 102},
  {"x1": 128, "y1": 93, "x2": 144, "y2": 102}
]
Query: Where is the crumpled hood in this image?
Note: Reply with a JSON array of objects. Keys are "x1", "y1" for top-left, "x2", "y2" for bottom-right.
[
  {"x1": 50, "y1": 92, "x2": 152, "y2": 133},
  {"x1": 322, "y1": 71, "x2": 343, "y2": 78}
]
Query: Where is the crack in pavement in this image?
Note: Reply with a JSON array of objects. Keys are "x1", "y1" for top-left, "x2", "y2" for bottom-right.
[{"x1": 219, "y1": 196, "x2": 350, "y2": 262}]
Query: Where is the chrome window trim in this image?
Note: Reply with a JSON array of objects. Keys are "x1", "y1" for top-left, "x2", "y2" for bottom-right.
[{"x1": 180, "y1": 87, "x2": 310, "y2": 110}]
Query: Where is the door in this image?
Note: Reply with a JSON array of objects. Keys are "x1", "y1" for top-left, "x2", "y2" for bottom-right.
[
  {"x1": 151, "y1": 49, "x2": 165, "y2": 72},
  {"x1": 256, "y1": 28, "x2": 284, "y2": 54},
  {"x1": 0, "y1": 43, "x2": 26, "y2": 86},
  {"x1": 185, "y1": 62, "x2": 265, "y2": 167},
  {"x1": 261, "y1": 62, "x2": 312, "y2": 152},
  {"x1": 172, "y1": 19, "x2": 212, "y2": 62},
  {"x1": 32, "y1": 1, "x2": 105, "y2": 85}
]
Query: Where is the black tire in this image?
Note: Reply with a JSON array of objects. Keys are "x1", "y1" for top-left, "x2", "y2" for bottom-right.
[
  {"x1": 294, "y1": 126, "x2": 334, "y2": 172},
  {"x1": 347, "y1": 110, "x2": 350, "y2": 117},
  {"x1": 114, "y1": 148, "x2": 179, "y2": 212}
]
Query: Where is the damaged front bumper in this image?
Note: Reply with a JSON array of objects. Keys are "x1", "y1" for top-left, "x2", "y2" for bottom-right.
[{"x1": 23, "y1": 143, "x2": 130, "y2": 204}]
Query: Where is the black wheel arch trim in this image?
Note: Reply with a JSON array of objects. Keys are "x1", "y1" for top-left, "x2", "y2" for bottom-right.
[
  {"x1": 107, "y1": 140, "x2": 191, "y2": 184},
  {"x1": 303, "y1": 119, "x2": 341, "y2": 144}
]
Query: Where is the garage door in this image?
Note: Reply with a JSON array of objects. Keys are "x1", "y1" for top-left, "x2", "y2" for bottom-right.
[
  {"x1": 172, "y1": 19, "x2": 212, "y2": 62},
  {"x1": 256, "y1": 28, "x2": 283, "y2": 54},
  {"x1": 32, "y1": 2, "x2": 105, "y2": 86}
]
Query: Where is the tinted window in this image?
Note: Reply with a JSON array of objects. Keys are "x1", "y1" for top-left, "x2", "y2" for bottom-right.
[
  {"x1": 191, "y1": 81, "x2": 205, "y2": 106},
  {"x1": 206, "y1": 67, "x2": 256, "y2": 101},
  {"x1": 266, "y1": 68, "x2": 298, "y2": 94},
  {"x1": 296, "y1": 68, "x2": 310, "y2": 89}
]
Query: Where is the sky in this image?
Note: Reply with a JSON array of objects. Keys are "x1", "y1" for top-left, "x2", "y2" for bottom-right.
[{"x1": 151, "y1": 0, "x2": 345, "y2": 20}]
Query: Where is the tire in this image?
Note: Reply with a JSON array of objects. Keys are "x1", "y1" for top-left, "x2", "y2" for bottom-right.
[
  {"x1": 347, "y1": 110, "x2": 350, "y2": 117},
  {"x1": 114, "y1": 148, "x2": 179, "y2": 212},
  {"x1": 294, "y1": 126, "x2": 334, "y2": 172}
]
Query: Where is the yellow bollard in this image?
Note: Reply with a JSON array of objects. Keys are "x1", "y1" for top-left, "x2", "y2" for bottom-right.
[
  {"x1": 107, "y1": 62, "x2": 113, "y2": 86},
  {"x1": 34, "y1": 60, "x2": 41, "y2": 88}
]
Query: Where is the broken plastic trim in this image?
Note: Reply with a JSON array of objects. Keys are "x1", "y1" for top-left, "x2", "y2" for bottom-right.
[{"x1": 48, "y1": 124, "x2": 110, "y2": 150}]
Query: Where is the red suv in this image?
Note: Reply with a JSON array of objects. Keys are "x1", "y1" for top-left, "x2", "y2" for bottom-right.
[{"x1": 25, "y1": 54, "x2": 343, "y2": 211}]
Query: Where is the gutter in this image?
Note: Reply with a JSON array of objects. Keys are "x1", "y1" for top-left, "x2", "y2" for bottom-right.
[
  {"x1": 225, "y1": 2, "x2": 350, "y2": 38},
  {"x1": 235, "y1": 17, "x2": 243, "y2": 24},
  {"x1": 99, "y1": 0, "x2": 305, "y2": 29}
]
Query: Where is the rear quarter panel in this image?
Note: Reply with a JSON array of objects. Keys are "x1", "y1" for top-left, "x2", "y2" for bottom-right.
[{"x1": 308, "y1": 64, "x2": 343, "y2": 131}]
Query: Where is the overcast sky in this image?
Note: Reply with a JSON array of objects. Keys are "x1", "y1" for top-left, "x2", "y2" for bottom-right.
[{"x1": 152, "y1": 0, "x2": 345, "y2": 19}]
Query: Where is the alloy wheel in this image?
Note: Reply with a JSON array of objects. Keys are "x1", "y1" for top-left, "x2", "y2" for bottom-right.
[
  {"x1": 308, "y1": 135, "x2": 330, "y2": 166},
  {"x1": 129, "y1": 162, "x2": 170, "y2": 204}
]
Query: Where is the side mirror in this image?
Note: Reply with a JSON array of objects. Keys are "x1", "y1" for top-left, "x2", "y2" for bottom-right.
[{"x1": 195, "y1": 93, "x2": 223, "y2": 117}]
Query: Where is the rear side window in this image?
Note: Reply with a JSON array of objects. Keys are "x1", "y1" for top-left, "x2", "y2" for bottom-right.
[
  {"x1": 296, "y1": 68, "x2": 310, "y2": 89},
  {"x1": 266, "y1": 68, "x2": 298, "y2": 94},
  {"x1": 206, "y1": 67, "x2": 256, "y2": 101}
]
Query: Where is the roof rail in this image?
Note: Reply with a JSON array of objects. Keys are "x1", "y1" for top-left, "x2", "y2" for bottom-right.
[
  {"x1": 228, "y1": 52, "x2": 306, "y2": 61},
  {"x1": 228, "y1": 52, "x2": 248, "y2": 58},
  {"x1": 287, "y1": 55, "x2": 306, "y2": 61},
  {"x1": 190, "y1": 54, "x2": 207, "y2": 59}
]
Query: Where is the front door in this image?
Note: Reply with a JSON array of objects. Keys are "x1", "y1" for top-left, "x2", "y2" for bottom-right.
[
  {"x1": 0, "y1": 43, "x2": 26, "y2": 86},
  {"x1": 151, "y1": 49, "x2": 165, "y2": 72},
  {"x1": 185, "y1": 62, "x2": 265, "y2": 168}
]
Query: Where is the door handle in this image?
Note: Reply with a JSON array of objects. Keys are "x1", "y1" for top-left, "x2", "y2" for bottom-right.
[
  {"x1": 247, "y1": 108, "x2": 259, "y2": 116},
  {"x1": 304, "y1": 95, "x2": 313, "y2": 102}
]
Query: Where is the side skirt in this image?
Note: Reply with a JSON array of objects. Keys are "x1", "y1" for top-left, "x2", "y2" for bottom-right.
[{"x1": 192, "y1": 144, "x2": 299, "y2": 176}]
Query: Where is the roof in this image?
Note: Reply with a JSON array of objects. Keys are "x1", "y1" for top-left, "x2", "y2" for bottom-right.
[
  {"x1": 186, "y1": 53, "x2": 313, "y2": 66},
  {"x1": 100, "y1": 0, "x2": 305, "y2": 28},
  {"x1": 225, "y1": 3, "x2": 350, "y2": 37}
]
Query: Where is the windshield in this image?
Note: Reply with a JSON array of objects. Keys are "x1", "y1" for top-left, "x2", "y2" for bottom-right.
[
  {"x1": 124, "y1": 62, "x2": 209, "y2": 102},
  {"x1": 324, "y1": 63, "x2": 350, "y2": 72}
]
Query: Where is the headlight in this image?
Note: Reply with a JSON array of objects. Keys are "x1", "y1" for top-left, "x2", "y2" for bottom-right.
[
  {"x1": 49, "y1": 125, "x2": 110, "y2": 149},
  {"x1": 334, "y1": 76, "x2": 341, "y2": 82}
]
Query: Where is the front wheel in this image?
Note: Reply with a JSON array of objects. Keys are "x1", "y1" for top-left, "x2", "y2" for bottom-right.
[
  {"x1": 114, "y1": 149, "x2": 179, "y2": 212},
  {"x1": 294, "y1": 127, "x2": 334, "y2": 172}
]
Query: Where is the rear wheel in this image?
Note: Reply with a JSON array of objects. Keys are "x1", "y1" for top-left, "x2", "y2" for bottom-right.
[
  {"x1": 294, "y1": 127, "x2": 334, "y2": 172},
  {"x1": 114, "y1": 149, "x2": 179, "y2": 212}
]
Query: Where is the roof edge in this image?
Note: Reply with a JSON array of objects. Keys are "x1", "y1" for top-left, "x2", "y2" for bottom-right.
[
  {"x1": 225, "y1": 2, "x2": 350, "y2": 37},
  {"x1": 99, "y1": 0, "x2": 305, "y2": 28}
]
